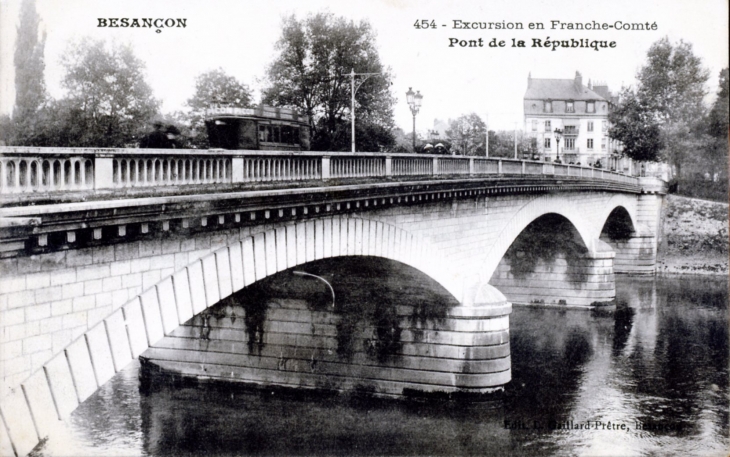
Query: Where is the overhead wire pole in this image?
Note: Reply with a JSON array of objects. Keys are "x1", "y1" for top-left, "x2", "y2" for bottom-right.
[
  {"x1": 350, "y1": 69, "x2": 382, "y2": 153},
  {"x1": 484, "y1": 113, "x2": 489, "y2": 158}
]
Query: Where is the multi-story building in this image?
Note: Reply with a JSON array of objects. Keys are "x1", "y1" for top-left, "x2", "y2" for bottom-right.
[{"x1": 524, "y1": 71, "x2": 620, "y2": 166}]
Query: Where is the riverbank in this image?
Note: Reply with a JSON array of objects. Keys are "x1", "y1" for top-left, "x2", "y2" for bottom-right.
[{"x1": 657, "y1": 194, "x2": 728, "y2": 275}]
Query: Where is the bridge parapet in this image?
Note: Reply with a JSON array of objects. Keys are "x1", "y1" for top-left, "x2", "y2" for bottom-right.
[{"x1": 1, "y1": 147, "x2": 641, "y2": 196}]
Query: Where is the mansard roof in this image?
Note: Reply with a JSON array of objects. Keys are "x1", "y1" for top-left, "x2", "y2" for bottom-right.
[{"x1": 525, "y1": 79, "x2": 606, "y2": 101}]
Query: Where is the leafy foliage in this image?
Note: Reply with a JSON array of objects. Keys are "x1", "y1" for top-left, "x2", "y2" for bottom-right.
[
  {"x1": 609, "y1": 37, "x2": 710, "y2": 172},
  {"x1": 487, "y1": 130, "x2": 533, "y2": 158},
  {"x1": 185, "y1": 68, "x2": 253, "y2": 148},
  {"x1": 707, "y1": 68, "x2": 729, "y2": 139},
  {"x1": 262, "y1": 13, "x2": 396, "y2": 151},
  {"x1": 10, "y1": 0, "x2": 47, "y2": 145},
  {"x1": 608, "y1": 88, "x2": 664, "y2": 161},
  {"x1": 56, "y1": 38, "x2": 160, "y2": 147},
  {"x1": 446, "y1": 113, "x2": 486, "y2": 155},
  {"x1": 637, "y1": 38, "x2": 709, "y2": 125}
]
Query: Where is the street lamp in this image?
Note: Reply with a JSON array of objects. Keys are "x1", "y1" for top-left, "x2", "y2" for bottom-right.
[
  {"x1": 292, "y1": 271, "x2": 335, "y2": 308},
  {"x1": 553, "y1": 128, "x2": 563, "y2": 163},
  {"x1": 406, "y1": 87, "x2": 423, "y2": 152}
]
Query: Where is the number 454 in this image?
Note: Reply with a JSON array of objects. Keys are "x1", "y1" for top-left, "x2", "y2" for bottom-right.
[{"x1": 414, "y1": 20, "x2": 436, "y2": 29}]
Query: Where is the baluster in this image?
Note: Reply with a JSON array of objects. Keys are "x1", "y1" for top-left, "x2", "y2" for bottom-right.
[{"x1": 80, "y1": 160, "x2": 87, "y2": 188}]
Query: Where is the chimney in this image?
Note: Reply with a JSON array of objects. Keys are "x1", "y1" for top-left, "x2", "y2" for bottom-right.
[
  {"x1": 528, "y1": 72, "x2": 532, "y2": 88},
  {"x1": 574, "y1": 71, "x2": 582, "y2": 91},
  {"x1": 588, "y1": 79, "x2": 592, "y2": 90}
]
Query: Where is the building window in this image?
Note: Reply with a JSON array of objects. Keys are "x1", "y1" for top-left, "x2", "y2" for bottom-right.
[
  {"x1": 544, "y1": 138, "x2": 551, "y2": 149},
  {"x1": 545, "y1": 120, "x2": 551, "y2": 130},
  {"x1": 587, "y1": 139, "x2": 594, "y2": 149},
  {"x1": 565, "y1": 138, "x2": 575, "y2": 150},
  {"x1": 602, "y1": 121, "x2": 608, "y2": 132},
  {"x1": 544, "y1": 101, "x2": 552, "y2": 113},
  {"x1": 532, "y1": 120, "x2": 538, "y2": 131},
  {"x1": 601, "y1": 138, "x2": 607, "y2": 150},
  {"x1": 566, "y1": 101, "x2": 574, "y2": 113},
  {"x1": 587, "y1": 102, "x2": 595, "y2": 113},
  {"x1": 564, "y1": 125, "x2": 577, "y2": 134},
  {"x1": 587, "y1": 121, "x2": 593, "y2": 132}
]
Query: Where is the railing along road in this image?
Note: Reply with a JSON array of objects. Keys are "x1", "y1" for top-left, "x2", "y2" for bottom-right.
[{"x1": 0, "y1": 147, "x2": 639, "y2": 195}]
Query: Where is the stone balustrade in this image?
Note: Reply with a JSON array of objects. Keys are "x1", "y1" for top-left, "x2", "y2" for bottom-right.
[{"x1": 0, "y1": 147, "x2": 640, "y2": 195}]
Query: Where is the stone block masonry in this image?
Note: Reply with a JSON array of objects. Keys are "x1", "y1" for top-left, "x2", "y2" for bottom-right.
[{"x1": 0, "y1": 225, "x2": 266, "y2": 398}]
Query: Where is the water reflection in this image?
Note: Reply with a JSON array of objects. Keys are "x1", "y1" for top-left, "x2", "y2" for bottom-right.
[{"x1": 36, "y1": 274, "x2": 728, "y2": 456}]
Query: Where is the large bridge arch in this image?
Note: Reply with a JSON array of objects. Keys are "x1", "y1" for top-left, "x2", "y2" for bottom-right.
[{"x1": 1, "y1": 216, "x2": 476, "y2": 456}]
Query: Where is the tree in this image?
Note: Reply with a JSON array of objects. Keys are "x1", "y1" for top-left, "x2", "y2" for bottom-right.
[
  {"x1": 707, "y1": 68, "x2": 729, "y2": 139},
  {"x1": 56, "y1": 38, "x2": 159, "y2": 147},
  {"x1": 262, "y1": 13, "x2": 396, "y2": 151},
  {"x1": 637, "y1": 38, "x2": 709, "y2": 125},
  {"x1": 12, "y1": 0, "x2": 47, "y2": 145},
  {"x1": 487, "y1": 130, "x2": 531, "y2": 158},
  {"x1": 446, "y1": 113, "x2": 486, "y2": 155},
  {"x1": 704, "y1": 68, "x2": 729, "y2": 182},
  {"x1": 608, "y1": 88, "x2": 664, "y2": 162},
  {"x1": 609, "y1": 37, "x2": 709, "y2": 177},
  {"x1": 186, "y1": 68, "x2": 253, "y2": 148}
]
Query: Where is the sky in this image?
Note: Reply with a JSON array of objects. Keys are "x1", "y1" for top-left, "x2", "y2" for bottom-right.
[{"x1": 0, "y1": 0, "x2": 728, "y2": 133}]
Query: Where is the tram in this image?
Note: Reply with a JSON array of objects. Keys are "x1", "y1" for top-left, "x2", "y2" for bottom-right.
[{"x1": 205, "y1": 105, "x2": 310, "y2": 151}]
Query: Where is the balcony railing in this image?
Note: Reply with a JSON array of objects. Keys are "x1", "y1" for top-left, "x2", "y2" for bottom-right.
[{"x1": 0, "y1": 147, "x2": 641, "y2": 196}]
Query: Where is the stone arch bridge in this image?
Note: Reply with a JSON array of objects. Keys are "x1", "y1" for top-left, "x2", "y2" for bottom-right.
[{"x1": 0, "y1": 147, "x2": 666, "y2": 456}]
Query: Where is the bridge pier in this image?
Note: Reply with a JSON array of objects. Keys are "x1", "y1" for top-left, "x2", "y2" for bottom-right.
[{"x1": 606, "y1": 233, "x2": 657, "y2": 274}]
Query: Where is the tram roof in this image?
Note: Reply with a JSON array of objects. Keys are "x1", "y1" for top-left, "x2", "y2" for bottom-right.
[{"x1": 205, "y1": 105, "x2": 309, "y2": 124}]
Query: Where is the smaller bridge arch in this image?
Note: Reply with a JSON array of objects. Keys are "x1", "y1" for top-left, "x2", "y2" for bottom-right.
[
  {"x1": 478, "y1": 194, "x2": 598, "y2": 284},
  {"x1": 597, "y1": 193, "x2": 640, "y2": 236}
]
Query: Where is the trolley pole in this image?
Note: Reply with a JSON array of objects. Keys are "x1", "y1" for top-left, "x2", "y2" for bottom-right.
[
  {"x1": 351, "y1": 70, "x2": 356, "y2": 153},
  {"x1": 349, "y1": 69, "x2": 382, "y2": 153}
]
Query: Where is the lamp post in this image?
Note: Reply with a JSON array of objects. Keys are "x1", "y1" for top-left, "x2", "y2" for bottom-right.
[
  {"x1": 350, "y1": 69, "x2": 381, "y2": 153},
  {"x1": 553, "y1": 128, "x2": 563, "y2": 163},
  {"x1": 406, "y1": 87, "x2": 423, "y2": 152}
]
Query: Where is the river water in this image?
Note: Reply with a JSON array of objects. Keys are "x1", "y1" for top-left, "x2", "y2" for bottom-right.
[{"x1": 34, "y1": 272, "x2": 728, "y2": 457}]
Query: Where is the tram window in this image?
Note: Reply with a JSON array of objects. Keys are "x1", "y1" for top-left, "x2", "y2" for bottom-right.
[
  {"x1": 281, "y1": 125, "x2": 293, "y2": 144},
  {"x1": 272, "y1": 125, "x2": 280, "y2": 143},
  {"x1": 292, "y1": 127, "x2": 299, "y2": 145},
  {"x1": 259, "y1": 125, "x2": 272, "y2": 142},
  {"x1": 237, "y1": 120, "x2": 257, "y2": 149}
]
